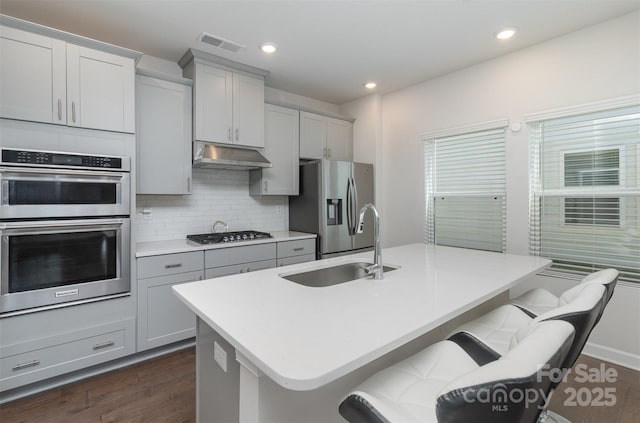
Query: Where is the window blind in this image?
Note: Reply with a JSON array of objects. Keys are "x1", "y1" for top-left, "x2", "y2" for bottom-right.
[
  {"x1": 529, "y1": 104, "x2": 640, "y2": 284},
  {"x1": 424, "y1": 127, "x2": 506, "y2": 252}
]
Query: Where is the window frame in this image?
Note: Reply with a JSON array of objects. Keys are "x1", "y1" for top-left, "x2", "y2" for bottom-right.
[
  {"x1": 526, "y1": 95, "x2": 640, "y2": 284},
  {"x1": 559, "y1": 145, "x2": 625, "y2": 189},
  {"x1": 422, "y1": 119, "x2": 508, "y2": 253}
]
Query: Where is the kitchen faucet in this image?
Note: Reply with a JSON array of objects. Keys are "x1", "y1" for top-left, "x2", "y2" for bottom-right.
[{"x1": 356, "y1": 203, "x2": 383, "y2": 280}]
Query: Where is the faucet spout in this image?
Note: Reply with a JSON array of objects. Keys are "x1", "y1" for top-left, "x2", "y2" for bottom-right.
[{"x1": 356, "y1": 203, "x2": 383, "y2": 280}]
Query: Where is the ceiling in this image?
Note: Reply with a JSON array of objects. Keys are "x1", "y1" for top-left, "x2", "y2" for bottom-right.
[{"x1": 1, "y1": 1, "x2": 638, "y2": 105}]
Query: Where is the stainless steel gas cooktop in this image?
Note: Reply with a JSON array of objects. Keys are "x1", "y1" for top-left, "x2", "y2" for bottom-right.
[{"x1": 186, "y1": 230, "x2": 272, "y2": 244}]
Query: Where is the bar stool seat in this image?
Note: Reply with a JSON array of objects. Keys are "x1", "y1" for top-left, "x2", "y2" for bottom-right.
[{"x1": 339, "y1": 320, "x2": 575, "y2": 423}]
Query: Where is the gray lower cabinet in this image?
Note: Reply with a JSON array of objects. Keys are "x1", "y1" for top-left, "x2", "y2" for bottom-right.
[
  {"x1": 0, "y1": 319, "x2": 136, "y2": 391},
  {"x1": 277, "y1": 238, "x2": 316, "y2": 267},
  {"x1": 137, "y1": 252, "x2": 204, "y2": 352},
  {"x1": 136, "y1": 240, "x2": 315, "y2": 352}
]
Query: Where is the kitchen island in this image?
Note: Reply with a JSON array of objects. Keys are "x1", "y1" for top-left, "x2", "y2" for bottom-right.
[{"x1": 173, "y1": 243, "x2": 551, "y2": 422}]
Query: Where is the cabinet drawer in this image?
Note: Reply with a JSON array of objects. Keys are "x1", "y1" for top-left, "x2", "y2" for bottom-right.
[
  {"x1": 277, "y1": 239, "x2": 316, "y2": 259},
  {"x1": 205, "y1": 259, "x2": 276, "y2": 279},
  {"x1": 1, "y1": 319, "x2": 135, "y2": 391},
  {"x1": 205, "y1": 244, "x2": 276, "y2": 268},
  {"x1": 138, "y1": 251, "x2": 203, "y2": 279},
  {"x1": 278, "y1": 254, "x2": 316, "y2": 267}
]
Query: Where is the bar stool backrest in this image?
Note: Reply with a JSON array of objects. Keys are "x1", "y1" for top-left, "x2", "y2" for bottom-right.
[
  {"x1": 535, "y1": 283, "x2": 606, "y2": 370},
  {"x1": 436, "y1": 320, "x2": 575, "y2": 423}
]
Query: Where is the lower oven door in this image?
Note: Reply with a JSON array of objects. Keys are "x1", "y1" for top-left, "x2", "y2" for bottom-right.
[{"x1": 0, "y1": 218, "x2": 130, "y2": 316}]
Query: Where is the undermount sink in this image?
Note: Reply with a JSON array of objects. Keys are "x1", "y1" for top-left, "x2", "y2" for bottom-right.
[{"x1": 280, "y1": 261, "x2": 398, "y2": 287}]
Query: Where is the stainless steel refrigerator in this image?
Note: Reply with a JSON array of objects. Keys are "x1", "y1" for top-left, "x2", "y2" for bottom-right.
[{"x1": 289, "y1": 160, "x2": 374, "y2": 259}]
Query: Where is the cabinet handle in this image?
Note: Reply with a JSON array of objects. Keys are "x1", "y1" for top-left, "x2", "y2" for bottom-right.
[
  {"x1": 93, "y1": 340, "x2": 115, "y2": 350},
  {"x1": 165, "y1": 263, "x2": 183, "y2": 269},
  {"x1": 12, "y1": 359, "x2": 40, "y2": 371},
  {"x1": 71, "y1": 102, "x2": 76, "y2": 123},
  {"x1": 235, "y1": 128, "x2": 239, "y2": 141},
  {"x1": 293, "y1": 247, "x2": 304, "y2": 252},
  {"x1": 228, "y1": 127, "x2": 232, "y2": 141},
  {"x1": 57, "y1": 99, "x2": 62, "y2": 120}
]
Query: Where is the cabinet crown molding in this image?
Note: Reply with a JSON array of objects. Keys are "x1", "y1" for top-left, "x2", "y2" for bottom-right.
[
  {"x1": 178, "y1": 48, "x2": 269, "y2": 78},
  {"x1": 0, "y1": 14, "x2": 143, "y2": 63}
]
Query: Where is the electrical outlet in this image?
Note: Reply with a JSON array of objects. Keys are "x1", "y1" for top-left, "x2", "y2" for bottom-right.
[
  {"x1": 213, "y1": 341, "x2": 227, "y2": 372},
  {"x1": 142, "y1": 208, "x2": 152, "y2": 220}
]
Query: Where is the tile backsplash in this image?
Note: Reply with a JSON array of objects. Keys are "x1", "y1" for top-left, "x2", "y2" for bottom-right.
[{"x1": 135, "y1": 168, "x2": 288, "y2": 242}]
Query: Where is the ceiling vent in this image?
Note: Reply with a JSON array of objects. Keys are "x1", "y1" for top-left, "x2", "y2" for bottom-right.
[{"x1": 199, "y1": 32, "x2": 245, "y2": 53}]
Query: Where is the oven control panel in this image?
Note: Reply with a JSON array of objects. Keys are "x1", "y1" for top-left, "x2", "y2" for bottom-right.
[{"x1": 1, "y1": 149, "x2": 124, "y2": 169}]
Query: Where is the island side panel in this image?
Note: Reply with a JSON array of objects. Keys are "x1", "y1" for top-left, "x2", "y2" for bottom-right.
[{"x1": 196, "y1": 318, "x2": 240, "y2": 423}]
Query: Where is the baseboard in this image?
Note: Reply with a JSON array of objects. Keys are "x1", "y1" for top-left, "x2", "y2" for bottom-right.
[{"x1": 582, "y1": 341, "x2": 640, "y2": 371}]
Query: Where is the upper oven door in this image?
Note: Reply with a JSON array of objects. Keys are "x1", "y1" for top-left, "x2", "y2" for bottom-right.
[{"x1": 0, "y1": 167, "x2": 130, "y2": 219}]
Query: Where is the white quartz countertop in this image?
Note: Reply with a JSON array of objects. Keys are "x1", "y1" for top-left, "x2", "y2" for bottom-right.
[
  {"x1": 173, "y1": 243, "x2": 550, "y2": 391},
  {"x1": 136, "y1": 231, "x2": 316, "y2": 257}
]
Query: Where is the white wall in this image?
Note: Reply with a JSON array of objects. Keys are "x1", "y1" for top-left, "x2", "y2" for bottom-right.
[
  {"x1": 346, "y1": 11, "x2": 640, "y2": 368},
  {"x1": 340, "y1": 94, "x2": 383, "y2": 204}
]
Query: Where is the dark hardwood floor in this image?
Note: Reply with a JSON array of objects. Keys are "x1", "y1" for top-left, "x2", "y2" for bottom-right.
[
  {"x1": 0, "y1": 348, "x2": 637, "y2": 422},
  {"x1": 0, "y1": 348, "x2": 196, "y2": 423}
]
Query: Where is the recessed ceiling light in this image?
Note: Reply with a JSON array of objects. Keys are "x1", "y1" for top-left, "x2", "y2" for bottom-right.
[
  {"x1": 260, "y1": 42, "x2": 277, "y2": 54},
  {"x1": 495, "y1": 27, "x2": 517, "y2": 40},
  {"x1": 364, "y1": 82, "x2": 377, "y2": 89}
]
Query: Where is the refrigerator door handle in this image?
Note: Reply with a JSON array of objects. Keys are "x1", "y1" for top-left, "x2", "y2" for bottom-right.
[
  {"x1": 351, "y1": 176, "x2": 359, "y2": 235},
  {"x1": 346, "y1": 178, "x2": 353, "y2": 234}
]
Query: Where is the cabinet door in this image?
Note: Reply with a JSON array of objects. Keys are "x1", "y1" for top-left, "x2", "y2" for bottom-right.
[
  {"x1": 0, "y1": 26, "x2": 66, "y2": 125},
  {"x1": 260, "y1": 104, "x2": 299, "y2": 195},
  {"x1": 66, "y1": 44, "x2": 135, "y2": 133},
  {"x1": 326, "y1": 118, "x2": 353, "y2": 161},
  {"x1": 137, "y1": 270, "x2": 203, "y2": 352},
  {"x1": 194, "y1": 63, "x2": 233, "y2": 144},
  {"x1": 232, "y1": 73, "x2": 265, "y2": 148},
  {"x1": 299, "y1": 111, "x2": 326, "y2": 159},
  {"x1": 136, "y1": 75, "x2": 192, "y2": 194}
]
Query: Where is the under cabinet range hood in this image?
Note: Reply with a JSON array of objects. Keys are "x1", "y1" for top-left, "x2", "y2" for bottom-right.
[{"x1": 193, "y1": 141, "x2": 272, "y2": 170}]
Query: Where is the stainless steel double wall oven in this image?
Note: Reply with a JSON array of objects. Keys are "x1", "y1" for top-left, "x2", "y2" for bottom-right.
[{"x1": 0, "y1": 148, "x2": 131, "y2": 316}]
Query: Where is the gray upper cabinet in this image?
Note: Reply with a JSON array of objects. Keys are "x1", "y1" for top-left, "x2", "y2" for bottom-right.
[
  {"x1": 0, "y1": 24, "x2": 136, "y2": 133},
  {"x1": 136, "y1": 73, "x2": 193, "y2": 194},
  {"x1": 180, "y1": 50, "x2": 267, "y2": 148},
  {"x1": 300, "y1": 111, "x2": 353, "y2": 161},
  {"x1": 326, "y1": 117, "x2": 353, "y2": 161},
  {"x1": 250, "y1": 104, "x2": 300, "y2": 196}
]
